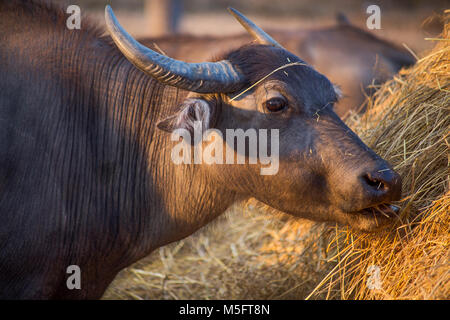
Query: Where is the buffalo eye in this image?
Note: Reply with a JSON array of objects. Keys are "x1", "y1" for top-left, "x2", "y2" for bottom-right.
[{"x1": 263, "y1": 97, "x2": 287, "y2": 113}]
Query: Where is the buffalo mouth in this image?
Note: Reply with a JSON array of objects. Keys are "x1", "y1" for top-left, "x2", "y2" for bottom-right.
[
  {"x1": 339, "y1": 203, "x2": 402, "y2": 232},
  {"x1": 351, "y1": 204, "x2": 400, "y2": 219}
]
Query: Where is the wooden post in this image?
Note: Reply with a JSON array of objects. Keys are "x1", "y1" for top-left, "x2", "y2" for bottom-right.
[{"x1": 145, "y1": 0, "x2": 182, "y2": 37}]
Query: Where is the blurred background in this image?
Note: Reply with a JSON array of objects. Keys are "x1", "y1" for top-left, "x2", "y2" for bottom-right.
[{"x1": 69, "y1": 0, "x2": 447, "y2": 55}]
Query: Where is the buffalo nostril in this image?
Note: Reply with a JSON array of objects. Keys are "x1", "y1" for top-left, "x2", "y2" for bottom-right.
[
  {"x1": 360, "y1": 168, "x2": 402, "y2": 202},
  {"x1": 363, "y1": 173, "x2": 387, "y2": 192}
]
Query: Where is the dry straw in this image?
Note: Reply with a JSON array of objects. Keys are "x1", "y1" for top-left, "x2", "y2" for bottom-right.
[
  {"x1": 104, "y1": 16, "x2": 449, "y2": 300},
  {"x1": 307, "y1": 16, "x2": 449, "y2": 300}
]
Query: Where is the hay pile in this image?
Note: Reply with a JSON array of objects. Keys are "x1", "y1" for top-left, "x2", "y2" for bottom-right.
[
  {"x1": 103, "y1": 204, "x2": 331, "y2": 299},
  {"x1": 103, "y1": 15, "x2": 449, "y2": 300},
  {"x1": 308, "y1": 15, "x2": 449, "y2": 299}
]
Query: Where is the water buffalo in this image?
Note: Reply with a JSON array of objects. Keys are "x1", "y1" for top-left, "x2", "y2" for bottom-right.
[
  {"x1": 139, "y1": 14, "x2": 415, "y2": 118},
  {"x1": 0, "y1": 1, "x2": 401, "y2": 299}
]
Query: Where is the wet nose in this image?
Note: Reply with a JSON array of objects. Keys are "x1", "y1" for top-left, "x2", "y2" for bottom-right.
[{"x1": 360, "y1": 167, "x2": 402, "y2": 203}]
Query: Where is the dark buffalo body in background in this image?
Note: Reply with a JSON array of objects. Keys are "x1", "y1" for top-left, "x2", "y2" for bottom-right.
[
  {"x1": 140, "y1": 19, "x2": 415, "y2": 118},
  {"x1": 0, "y1": 1, "x2": 402, "y2": 299}
]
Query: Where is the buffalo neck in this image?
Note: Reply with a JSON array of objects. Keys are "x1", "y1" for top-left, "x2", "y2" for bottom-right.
[{"x1": 63, "y1": 37, "x2": 239, "y2": 267}]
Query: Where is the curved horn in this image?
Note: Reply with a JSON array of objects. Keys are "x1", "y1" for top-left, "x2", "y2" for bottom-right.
[
  {"x1": 105, "y1": 6, "x2": 244, "y2": 93},
  {"x1": 228, "y1": 7, "x2": 282, "y2": 48}
]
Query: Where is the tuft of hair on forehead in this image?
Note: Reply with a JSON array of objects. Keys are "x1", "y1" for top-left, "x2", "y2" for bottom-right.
[
  {"x1": 217, "y1": 44, "x2": 307, "y2": 86},
  {"x1": 216, "y1": 43, "x2": 340, "y2": 105}
]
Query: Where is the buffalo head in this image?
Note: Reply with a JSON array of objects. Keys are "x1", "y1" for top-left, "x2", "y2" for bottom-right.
[{"x1": 105, "y1": 7, "x2": 402, "y2": 232}]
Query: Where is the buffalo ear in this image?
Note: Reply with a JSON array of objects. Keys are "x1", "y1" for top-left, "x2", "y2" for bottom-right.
[
  {"x1": 156, "y1": 114, "x2": 179, "y2": 133},
  {"x1": 156, "y1": 98, "x2": 214, "y2": 135}
]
